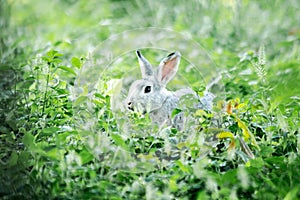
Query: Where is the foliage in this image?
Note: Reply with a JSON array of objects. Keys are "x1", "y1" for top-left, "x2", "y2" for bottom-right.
[{"x1": 1, "y1": 0, "x2": 300, "y2": 199}]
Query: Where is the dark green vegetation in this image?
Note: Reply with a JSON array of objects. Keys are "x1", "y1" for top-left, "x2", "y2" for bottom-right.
[{"x1": 1, "y1": 0, "x2": 300, "y2": 199}]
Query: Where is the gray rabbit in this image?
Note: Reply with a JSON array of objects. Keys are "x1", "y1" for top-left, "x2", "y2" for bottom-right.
[{"x1": 125, "y1": 50, "x2": 214, "y2": 129}]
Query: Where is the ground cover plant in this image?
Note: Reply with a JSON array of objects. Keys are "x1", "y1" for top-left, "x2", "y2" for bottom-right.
[{"x1": 0, "y1": 0, "x2": 299, "y2": 199}]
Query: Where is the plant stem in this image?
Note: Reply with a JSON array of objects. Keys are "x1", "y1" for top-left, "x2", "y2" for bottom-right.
[{"x1": 42, "y1": 63, "x2": 51, "y2": 115}]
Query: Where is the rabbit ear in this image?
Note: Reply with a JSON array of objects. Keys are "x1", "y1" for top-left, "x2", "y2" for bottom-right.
[
  {"x1": 156, "y1": 52, "x2": 181, "y2": 85},
  {"x1": 136, "y1": 50, "x2": 153, "y2": 78}
]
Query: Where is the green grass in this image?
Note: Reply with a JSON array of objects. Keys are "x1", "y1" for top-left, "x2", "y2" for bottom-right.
[{"x1": 1, "y1": 0, "x2": 300, "y2": 199}]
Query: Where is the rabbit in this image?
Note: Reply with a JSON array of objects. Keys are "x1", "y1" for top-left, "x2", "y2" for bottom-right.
[{"x1": 125, "y1": 50, "x2": 215, "y2": 129}]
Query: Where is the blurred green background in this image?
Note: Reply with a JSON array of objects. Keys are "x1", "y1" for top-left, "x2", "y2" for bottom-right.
[
  {"x1": 2, "y1": 0, "x2": 300, "y2": 91},
  {"x1": 4, "y1": 0, "x2": 299, "y2": 100},
  {"x1": 3, "y1": 0, "x2": 300, "y2": 55}
]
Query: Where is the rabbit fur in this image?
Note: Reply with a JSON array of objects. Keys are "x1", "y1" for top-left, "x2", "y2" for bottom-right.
[{"x1": 125, "y1": 50, "x2": 214, "y2": 129}]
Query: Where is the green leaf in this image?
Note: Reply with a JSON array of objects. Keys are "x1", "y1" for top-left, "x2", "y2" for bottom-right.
[
  {"x1": 221, "y1": 169, "x2": 237, "y2": 185},
  {"x1": 58, "y1": 65, "x2": 77, "y2": 76},
  {"x1": 8, "y1": 151, "x2": 18, "y2": 167},
  {"x1": 249, "y1": 157, "x2": 264, "y2": 168},
  {"x1": 47, "y1": 49, "x2": 63, "y2": 58},
  {"x1": 74, "y1": 96, "x2": 88, "y2": 107},
  {"x1": 79, "y1": 148, "x2": 94, "y2": 165},
  {"x1": 22, "y1": 132, "x2": 35, "y2": 149},
  {"x1": 71, "y1": 57, "x2": 82, "y2": 68},
  {"x1": 196, "y1": 191, "x2": 210, "y2": 200},
  {"x1": 276, "y1": 109, "x2": 289, "y2": 132},
  {"x1": 235, "y1": 116, "x2": 251, "y2": 140},
  {"x1": 216, "y1": 131, "x2": 235, "y2": 139},
  {"x1": 259, "y1": 145, "x2": 274, "y2": 157},
  {"x1": 111, "y1": 133, "x2": 129, "y2": 151},
  {"x1": 233, "y1": 114, "x2": 260, "y2": 150},
  {"x1": 172, "y1": 108, "x2": 182, "y2": 118},
  {"x1": 169, "y1": 177, "x2": 178, "y2": 192},
  {"x1": 264, "y1": 156, "x2": 285, "y2": 168},
  {"x1": 42, "y1": 127, "x2": 60, "y2": 135},
  {"x1": 45, "y1": 146, "x2": 64, "y2": 160},
  {"x1": 176, "y1": 160, "x2": 191, "y2": 173},
  {"x1": 284, "y1": 187, "x2": 299, "y2": 200}
]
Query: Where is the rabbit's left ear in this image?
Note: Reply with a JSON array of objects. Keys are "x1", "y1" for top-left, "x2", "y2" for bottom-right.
[{"x1": 157, "y1": 52, "x2": 181, "y2": 85}]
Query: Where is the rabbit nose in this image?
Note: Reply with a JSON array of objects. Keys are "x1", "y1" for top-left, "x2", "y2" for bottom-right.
[{"x1": 127, "y1": 101, "x2": 134, "y2": 111}]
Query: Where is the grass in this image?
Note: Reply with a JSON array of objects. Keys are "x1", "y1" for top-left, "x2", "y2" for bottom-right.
[{"x1": 1, "y1": 0, "x2": 300, "y2": 199}]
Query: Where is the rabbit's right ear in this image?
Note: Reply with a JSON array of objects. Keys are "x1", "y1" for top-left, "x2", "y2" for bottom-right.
[{"x1": 136, "y1": 50, "x2": 153, "y2": 78}]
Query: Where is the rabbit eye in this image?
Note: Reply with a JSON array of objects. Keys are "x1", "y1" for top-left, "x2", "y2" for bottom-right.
[{"x1": 144, "y1": 86, "x2": 151, "y2": 93}]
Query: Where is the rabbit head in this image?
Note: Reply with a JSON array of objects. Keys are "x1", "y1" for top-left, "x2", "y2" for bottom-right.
[{"x1": 125, "y1": 50, "x2": 181, "y2": 125}]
